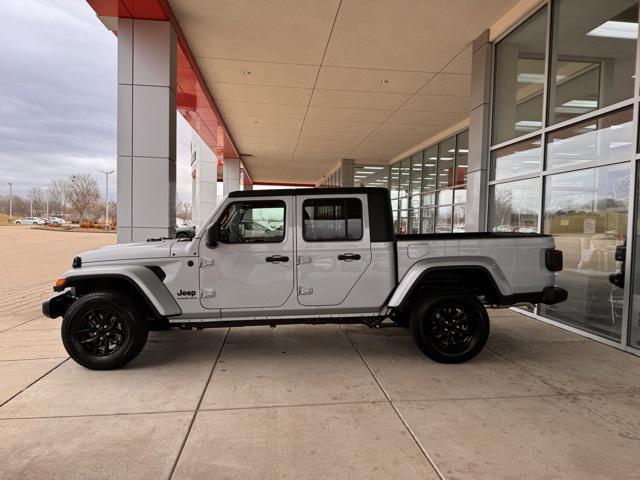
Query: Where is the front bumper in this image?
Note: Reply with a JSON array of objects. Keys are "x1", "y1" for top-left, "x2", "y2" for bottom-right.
[{"x1": 42, "y1": 292, "x2": 75, "y2": 319}]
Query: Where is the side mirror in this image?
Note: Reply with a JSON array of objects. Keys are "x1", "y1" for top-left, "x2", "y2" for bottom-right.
[{"x1": 206, "y1": 223, "x2": 220, "y2": 248}]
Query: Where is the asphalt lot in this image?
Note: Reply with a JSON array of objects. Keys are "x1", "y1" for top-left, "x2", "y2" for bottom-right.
[{"x1": 1, "y1": 226, "x2": 640, "y2": 479}]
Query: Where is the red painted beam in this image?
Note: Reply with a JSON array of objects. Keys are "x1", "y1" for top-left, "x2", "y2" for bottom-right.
[{"x1": 86, "y1": 0, "x2": 240, "y2": 160}]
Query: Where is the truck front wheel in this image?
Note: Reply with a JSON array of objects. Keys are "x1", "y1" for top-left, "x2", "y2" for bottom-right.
[
  {"x1": 61, "y1": 292, "x2": 149, "y2": 370},
  {"x1": 409, "y1": 289, "x2": 489, "y2": 363}
]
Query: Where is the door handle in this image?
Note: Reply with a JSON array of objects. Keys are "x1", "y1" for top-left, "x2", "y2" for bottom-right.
[
  {"x1": 337, "y1": 253, "x2": 361, "y2": 261},
  {"x1": 266, "y1": 255, "x2": 289, "y2": 263}
]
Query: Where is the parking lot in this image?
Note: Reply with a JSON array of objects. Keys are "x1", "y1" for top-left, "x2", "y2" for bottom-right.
[{"x1": 1, "y1": 226, "x2": 640, "y2": 479}]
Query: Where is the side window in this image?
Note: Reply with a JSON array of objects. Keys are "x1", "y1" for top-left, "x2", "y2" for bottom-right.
[
  {"x1": 302, "y1": 198, "x2": 363, "y2": 242},
  {"x1": 218, "y1": 200, "x2": 286, "y2": 244}
]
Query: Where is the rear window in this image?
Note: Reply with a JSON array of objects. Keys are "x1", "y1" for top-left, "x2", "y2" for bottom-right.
[{"x1": 302, "y1": 198, "x2": 363, "y2": 242}]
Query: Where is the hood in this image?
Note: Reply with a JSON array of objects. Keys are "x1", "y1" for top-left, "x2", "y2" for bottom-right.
[{"x1": 79, "y1": 239, "x2": 176, "y2": 264}]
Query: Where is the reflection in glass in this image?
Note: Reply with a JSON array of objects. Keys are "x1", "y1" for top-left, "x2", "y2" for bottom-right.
[
  {"x1": 540, "y1": 163, "x2": 630, "y2": 341},
  {"x1": 410, "y1": 153, "x2": 423, "y2": 197},
  {"x1": 453, "y1": 205, "x2": 466, "y2": 233},
  {"x1": 390, "y1": 165, "x2": 399, "y2": 199},
  {"x1": 548, "y1": 0, "x2": 638, "y2": 125},
  {"x1": 493, "y1": 6, "x2": 548, "y2": 144},
  {"x1": 421, "y1": 208, "x2": 435, "y2": 234},
  {"x1": 422, "y1": 192, "x2": 435, "y2": 207},
  {"x1": 437, "y1": 189, "x2": 454, "y2": 205},
  {"x1": 546, "y1": 107, "x2": 633, "y2": 170},
  {"x1": 438, "y1": 137, "x2": 456, "y2": 190},
  {"x1": 353, "y1": 165, "x2": 389, "y2": 188},
  {"x1": 492, "y1": 137, "x2": 542, "y2": 180},
  {"x1": 490, "y1": 178, "x2": 540, "y2": 233},
  {"x1": 422, "y1": 145, "x2": 438, "y2": 191},
  {"x1": 398, "y1": 210, "x2": 408, "y2": 234},
  {"x1": 408, "y1": 209, "x2": 420, "y2": 234},
  {"x1": 454, "y1": 189, "x2": 467, "y2": 204},
  {"x1": 436, "y1": 206, "x2": 453, "y2": 233},
  {"x1": 399, "y1": 159, "x2": 411, "y2": 198},
  {"x1": 455, "y1": 130, "x2": 469, "y2": 185}
]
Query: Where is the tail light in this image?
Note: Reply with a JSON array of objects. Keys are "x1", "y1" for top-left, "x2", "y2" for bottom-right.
[{"x1": 545, "y1": 249, "x2": 563, "y2": 272}]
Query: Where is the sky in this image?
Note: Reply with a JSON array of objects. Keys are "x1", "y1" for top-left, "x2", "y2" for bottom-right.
[{"x1": 0, "y1": 0, "x2": 193, "y2": 202}]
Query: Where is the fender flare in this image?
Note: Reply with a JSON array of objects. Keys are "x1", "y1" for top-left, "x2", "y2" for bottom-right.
[
  {"x1": 59, "y1": 265, "x2": 182, "y2": 317},
  {"x1": 387, "y1": 257, "x2": 512, "y2": 309}
]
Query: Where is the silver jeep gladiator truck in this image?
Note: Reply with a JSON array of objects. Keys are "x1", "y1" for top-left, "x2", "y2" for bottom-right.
[{"x1": 43, "y1": 187, "x2": 567, "y2": 370}]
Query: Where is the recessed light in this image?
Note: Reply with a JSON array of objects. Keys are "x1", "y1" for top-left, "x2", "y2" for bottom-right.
[
  {"x1": 380, "y1": 80, "x2": 389, "y2": 84},
  {"x1": 243, "y1": 71, "x2": 251, "y2": 75}
]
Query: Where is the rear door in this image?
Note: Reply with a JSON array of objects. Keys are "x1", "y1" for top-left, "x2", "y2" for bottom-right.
[{"x1": 295, "y1": 194, "x2": 372, "y2": 306}]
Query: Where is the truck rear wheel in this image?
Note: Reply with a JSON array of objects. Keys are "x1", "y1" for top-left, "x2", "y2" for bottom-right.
[
  {"x1": 409, "y1": 289, "x2": 489, "y2": 363},
  {"x1": 61, "y1": 292, "x2": 149, "y2": 370}
]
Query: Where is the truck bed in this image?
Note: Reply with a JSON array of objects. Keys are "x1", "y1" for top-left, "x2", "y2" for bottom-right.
[{"x1": 395, "y1": 232, "x2": 556, "y2": 300}]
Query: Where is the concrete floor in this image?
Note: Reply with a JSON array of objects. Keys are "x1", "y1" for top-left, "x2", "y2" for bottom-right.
[{"x1": 2, "y1": 227, "x2": 640, "y2": 479}]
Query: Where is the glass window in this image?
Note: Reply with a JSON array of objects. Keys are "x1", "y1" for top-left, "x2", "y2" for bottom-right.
[
  {"x1": 398, "y1": 210, "x2": 409, "y2": 234},
  {"x1": 438, "y1": 137, "x2": 456, "y2": 190},
  {"x1": 353, "y1": 165, "x2": 388, "y2": 188},
  {"x1": 219, "y1": 200, "x2": 286, "y2": 244},
  {"x1": 453, "y1": 205, "x2": 466, "y2": 233},
  {"x1": 454, "y1": 189, "x2": 467, "y2": 204},
  {"x1": 492, "y1": 137, "x2": 542, "y2": 180},
  {"x1": 455, "y1": 130, "x2": 469, "y2": 185},
  {"x1": 422, "y1": 145, "x2": 438, "y2": 192},
  {"x1": 410, "y1": 153, "x2": 423, "y2": 197},
  {"x1": 435, "y1": 207, "x2": 453, "y2": 233},
  {"x1": 437, "y1": 189, "x2": 454, "y2": 205},
  {"x1": 489, "y1": 178, "x2": 540, "y2": 233},
  {"x1": 390, "y1": 165, "x2": 400, "y2": 199},
  {"x1": 399, "y1": 159, "x2": 411, "y2": 198},
  {"x1": 422, "y1": 192, "x2": 435, "y2": 207},
  {"x1": 547, "y1": 0, "x2": 638, "y2": 125},
  {"x1": 540, "y1": 163, "x2": 630, "y2": 341},
  {"x1": 302, "y1": 198, "x2": 363, "y2": 242},
  {"x1": 408, "y1": 209, "x2": 420, "y2": 234},
  {"x1": 493, "y1": 6, "x2": 548, "y2": 145},
  {"x1": 546, "y1": 107, "x2": 634, "y2": 170},
  {"x1": 421, "y1": 208, "x2": 435, "y2": 233}
]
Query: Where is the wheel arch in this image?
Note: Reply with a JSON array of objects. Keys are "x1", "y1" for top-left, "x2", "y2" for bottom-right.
[
  {"x1": 388, "y1": 260, "x2": 510, "y2": 312},
  {"x1": 60, "y1": 266, "x2": 181, "y2": 318}
]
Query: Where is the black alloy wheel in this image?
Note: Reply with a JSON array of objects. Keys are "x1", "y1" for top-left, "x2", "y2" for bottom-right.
[
  {"x1": 62, "y1": 292, "x2": 149, "y2": 370},
  {"x1": 410, "y1": 289, "x2": 489, "y2": 363}
]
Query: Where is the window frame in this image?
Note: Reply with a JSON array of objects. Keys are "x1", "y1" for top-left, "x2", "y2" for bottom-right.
[
  {"x1": 217, "y1": 199, "x2": 287, "y2": 245},
  {"x1": 301, "y1": 197, "x2": 364, "y2": 243}
]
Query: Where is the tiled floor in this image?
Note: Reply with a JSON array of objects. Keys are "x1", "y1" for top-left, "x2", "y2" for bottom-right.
[{"x1": 2, "y1": 228, "x2": 640, "y2": 479}]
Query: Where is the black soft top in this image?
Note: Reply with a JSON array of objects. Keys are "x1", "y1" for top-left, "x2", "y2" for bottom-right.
[{"x1": 228, "y1": 187, "x2": 394, "y2": 242}]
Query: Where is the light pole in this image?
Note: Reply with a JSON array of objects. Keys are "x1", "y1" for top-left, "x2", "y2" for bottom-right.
[
  {"x1": 100, "y1": 169, "x2": 114, "y2": 231},
  {"x1": 7, "y1": 182, "x2": 12, "y2": 223}
]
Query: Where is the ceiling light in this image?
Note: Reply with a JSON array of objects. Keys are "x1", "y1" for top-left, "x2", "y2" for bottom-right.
[
  {"x1": 515, "y1": 120, "x2": 542, "y2": 131},
  {"x1": 562, "y1": 100, "x2": 598, "y2": 108},
  {"x1": 517, "y1": 73, "x2": 545, "y2": 84},
  {"x1": 380, "y1": 80, "x2": 389, "y2": 84},
  {"x1": 587, "y1": 21, "x2": 638, "y2": 40},
  {"x1": 243, "y1": 71, "x2": 252, "y2": 75}
]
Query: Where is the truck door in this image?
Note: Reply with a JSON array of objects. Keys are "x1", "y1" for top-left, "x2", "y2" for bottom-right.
[
  {"x1": 199, "y1": 197, "x2": 294, "y2": 310},
  {"x1": 295, "y1": 194, "x2": 372, "y2": 306}
]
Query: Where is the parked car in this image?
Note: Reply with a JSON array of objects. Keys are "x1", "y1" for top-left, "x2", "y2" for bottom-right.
[
  {"x1": 43, "y1": 187, "x2": 567, "y2": 370},
  {"x1": 45, "y1": 217, "x2": 66, "y2": 225},
  {"x1": 15, "y1": 217, "x2": 45, "y2": 225}
]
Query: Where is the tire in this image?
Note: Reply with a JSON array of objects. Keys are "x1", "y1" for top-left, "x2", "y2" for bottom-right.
[
  {"x1": 389, "y1": 311, "x2": 410, "y2": 328},
  {"x1": 15, "y1": 221, "x2": 21, "y2": 225},
  {"x1": 176, "y1": 233, "x2": 189, "y2": 239},
  {"x1": 409, "y1": 288, "x2": 490, "y2": 364},
  {"x1": 61, "y1": 291, "x2": 149, "y2": 370}
]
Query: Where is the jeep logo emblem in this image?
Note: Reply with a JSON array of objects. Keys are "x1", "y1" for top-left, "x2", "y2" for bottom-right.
[{"x1": 177, "y1": 289, "x2": 197, "y2": 297}]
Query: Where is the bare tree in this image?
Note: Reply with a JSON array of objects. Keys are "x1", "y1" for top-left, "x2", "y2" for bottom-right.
[
  {"x1": 47, "y1": 179, "x2": 70, "y2": 217},
  {"x1": 177, "y1": 201, "x2": 192, "y2": 225},
  {"x1": 67, "y1": 174, "x2": 101, "y2": 221},
  {"x1": 28, "y1": 187, "x2": 45, "y2": 216}
]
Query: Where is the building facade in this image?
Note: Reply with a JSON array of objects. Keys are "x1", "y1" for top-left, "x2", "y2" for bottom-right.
[{"x1": 345, "y1": 0, "x2": 640, "y2": 354}]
